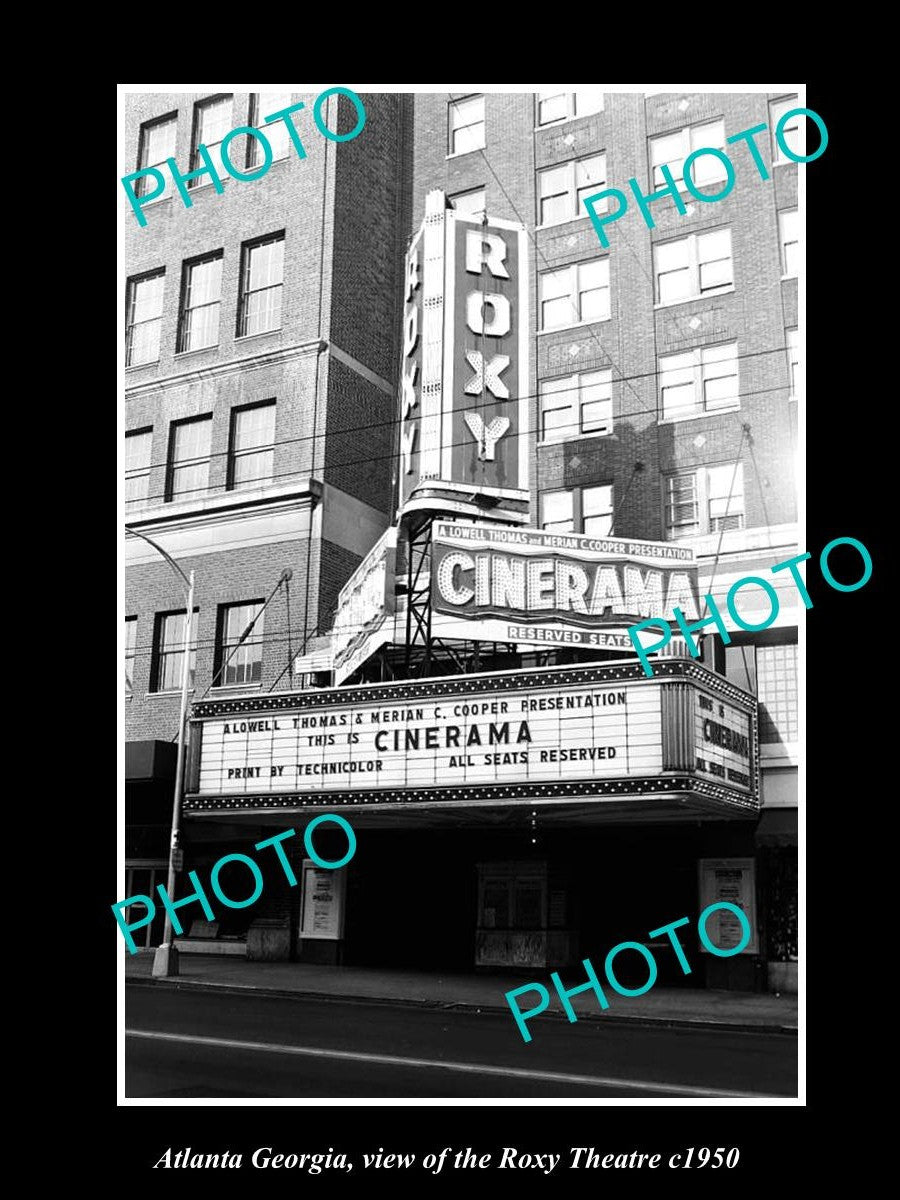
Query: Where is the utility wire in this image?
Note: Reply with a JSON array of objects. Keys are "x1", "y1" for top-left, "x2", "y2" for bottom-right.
[
  {"x1": 125, "y1": 343, "x2": 797, "y2": 480},
  {"x1": 126, "y1": 377, "x2": 797, "y2": 506}
]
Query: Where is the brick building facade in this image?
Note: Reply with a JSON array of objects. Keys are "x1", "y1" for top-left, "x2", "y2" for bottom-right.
[
  {"x1": 123, "y1": 89, "x2": 799, "y2": 991},
  {"x1": 400, "y1": 89, "x2": 800, "y2": 989},
  {"x1": 123, "y1": 90, "x2": 410, "y2": 941}
]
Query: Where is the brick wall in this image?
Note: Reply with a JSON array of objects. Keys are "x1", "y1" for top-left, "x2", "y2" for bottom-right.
[
  {"x1": 408, "y1": 90, "x2": 799, "y2": 541},
  {"x1": 125, "y1": 537, "x2": 312, "y2": 743}
]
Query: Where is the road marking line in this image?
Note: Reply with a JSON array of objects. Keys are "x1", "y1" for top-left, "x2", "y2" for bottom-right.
[{"x1": 125, "y1": 1029, "x2": 769, "y2": 1098}]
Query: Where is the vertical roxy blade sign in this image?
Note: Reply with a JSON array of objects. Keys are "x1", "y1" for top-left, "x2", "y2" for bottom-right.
[
  {"x1": 449, "y1": 217, "x2": 528, "y2": 494},
  {"x1": 398, "y1": 225, "x2": 424, "y2": 507}
]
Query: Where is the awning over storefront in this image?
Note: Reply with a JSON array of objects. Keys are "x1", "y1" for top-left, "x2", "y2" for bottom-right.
[
  {"x1": 755, "y1": 807, "x2": 797, "y2": 846},
  {"x1": 126, "y1": 740, "x2": 177, "y2": 783}
]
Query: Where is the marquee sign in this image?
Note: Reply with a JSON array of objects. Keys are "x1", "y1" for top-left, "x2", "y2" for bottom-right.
[
  {"x1": 397, "y1": 191, "x2": 529, "y2": 516},
  {"x1": 185, "y1": 660, "x2": 758, "y2": 817},
  {"x1": 329, "y1": 528, "x2": 397, "y2": 686},
  {"x1": 431, "y1": 522, "x2": 700, "y2": 645},
  {"x1": 694, "y1": 690, "x2": 753, "y2": 794}
]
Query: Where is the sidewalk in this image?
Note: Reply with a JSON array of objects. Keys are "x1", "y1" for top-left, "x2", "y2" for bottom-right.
[{"x1": 125, "y1": 954, "x2": 798, "y2": 1033}]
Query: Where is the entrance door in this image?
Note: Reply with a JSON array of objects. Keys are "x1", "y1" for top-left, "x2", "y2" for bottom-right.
[
  {"x1": 124, "y1": 863, "x2": 168, "y2": 949},
  {"x1": 476, "y1": 862, "x2": 548, "y2": 968}
]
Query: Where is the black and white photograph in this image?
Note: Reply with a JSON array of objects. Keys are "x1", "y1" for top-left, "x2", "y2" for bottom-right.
[{"x1": 119, "y1": 83, "x2": 811, "y2": 1116}]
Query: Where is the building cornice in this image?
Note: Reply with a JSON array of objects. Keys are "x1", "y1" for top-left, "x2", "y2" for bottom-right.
[
  {"x1": 125, "y1": 479, "x2": 320, "y2": 533},
  {"x1": 125, "y1": 339, "x2": 327, "y2": 399}
]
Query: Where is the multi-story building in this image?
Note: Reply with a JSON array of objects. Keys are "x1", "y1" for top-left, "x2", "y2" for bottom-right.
[
  {"x1": 123, "y1": 89, "x2": 410, "y2": 948},
  {"x1": 400, "y1": 89, "x2": 800, "y2": 990},
  {"x1": 124, "y1": 88, "x2": 800, "y2": 994}
]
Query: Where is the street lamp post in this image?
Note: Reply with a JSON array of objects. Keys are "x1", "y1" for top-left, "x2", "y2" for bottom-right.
[{"x1": 125, "y1": 526, "x2": 194, "y2": 978}]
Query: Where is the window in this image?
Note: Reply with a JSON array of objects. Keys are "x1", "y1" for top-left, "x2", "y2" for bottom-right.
[
  {"x1": 448, "y1": 95, "x2": 485, "y2": 155},
  {"x1": 780, "y1": 209, "x2": 799, "y2": 277},
  {"x1": 540, "y1": 489, "x2": 574, "y2": 533},
  {"x1": 540, "y1": 485, "x2": 613, "y2": 535},
  {"x1": 787, "y1": 328, "x2": 800, "y2": 399},
  {"x1": 167, "y1": 415, "x2": 212, "y2": 501},
  {"x1": 757, "y1": 643, "x2": 799, "y2": 743},
  {"x1": 178, "y1": 252, "x2": 223, "y2": 353},
  {"x1": 125, "y1": 271, "x2": 165, "y2": 367},
  {"x1": 190, "y1": 95, "x2": 233, "y2": 186},
  {"x1": 654, "y1": 228, "x2": 733, "y2": 305},
  {"x1": 123, "y1": 867, "x2": 167, "y2": 948},
  {"x1": 229, "y1": 401, "x2": 276, "y2": 489},
  {"x1": 449, "y1": 188, "x2": 486, "y2": 221},
  {"x1": 582, "y1": 484, "x2": 614, "y2": 536},
  {"x1": 538, "y1": 154, "x2": 606, "y2": 225},
  {"x1": 659, "y1": 343, "x2": 739, "y2": 420},
  {"x1": 238, "y1": 234, "x2": 285, "y2": 337},
  {"x1": 539, "y1": 370, "x2": 612, "y2": 442},
  {"x1": 152, "y1": 610, "x2": 199, "y2": 693},
  {"x1": 216, "y1": 602, "x2": 265, "y2": 686},
  {"x1": 664, "y1": 463, "x2": 744, "y2": 539},
  {"x1": 706, "y1": 463, "x2": 744, "y2": 532},
  {"x1": 125, "y1": 617, "x2": 137, "y2": 695},
  {"x1": 249, "y1": 92, "x2": 293, "y2": 163},
  {"x1": 649, "y1": 119, "x2": 727, "y2": 191},
  {"x1": 770, "y1": 95, "x2": 803, "y2": 165},
  {"x1": 536, "y1": 90, "x2": 604, "y2": 126},
  {"x1": 136, "y1": 113, "x2": 176, "y2": 198},
  {"x1": 125, "y1": 429, "x2": 153, "y2": 506},
  {"x1": 539, "y1": 259, "x2": 610, "y2": 330},
  {"x1": 666, "y1": 471, "x2": 699, "y2": 537}
]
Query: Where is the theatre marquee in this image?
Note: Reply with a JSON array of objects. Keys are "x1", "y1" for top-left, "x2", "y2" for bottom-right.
[{"x1": 185, "y1": 660, "x2": 758, "y2": 820}]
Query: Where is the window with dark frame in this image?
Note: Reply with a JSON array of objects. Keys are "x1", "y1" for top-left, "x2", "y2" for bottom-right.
[
  {"x1": 770, "y1": 95, "x2": 803, "y2": 164},
  {"x1": 536, "y1": 90, "x2": 604, "y2": 126},
  {"x1": 448, "y1": 95, "x2": 485, "y2": 155},
  {"x1": 167, "y1": 415, "x2": 212, "y2": 501},
  {"x1": 237, "y1": 234, "x2": 285, "y2": 337},
  {"x1": 125, "y1": 271, "x2": 165, "y2": 367},
  {"x1": 653, "y1": 228, "x2": 734, "y2": 305},
  {"x1": 125, "y1": 616, "x2": 137, "y2": 695},
  {"x1": 540, "y1": 484, "x2": 614, "y2": 536},
  {"x1": 664, "y1": 463, "x2": 745, "y2": 539},
  {"x1": 248, "y1": 92, "x2": 293, "y2": 164},
  {"x1": 189, "y1": 94, "x2": 233, "y2": 187},
  {"x1": 151, "y1": 610, "x2": 199, "y2": 693},
  {"x1": 787, "y1": 328, "x2": 800, "y2": 398},
  {"x1": 125, "y1": 428, "x2": 153, "y2": 506},
  {"x1": 215, "y1": 601, "x2": 265, "y2": 687},
  {"x1": 178, "y1": 252, "x2": 224, "y2": 353},
  {"x1": 136, "y1": 113, "x2": 176, "y2": 198},
  {"x1": 659, "y1": 343, "x2": 740, "y2": 420},
  {"x1": 780, "y1": 209, "x2": 799, "y2": 276},
  {"x1": 229, "y1": 401, "x2": 276, "y2": 489},
  {"x1": 448, "y1": 188, "x2": 487, "y2": 220},
  {"x1": 537, "y1": 154, "x2": 607, "y2": 225},
  {"x1": 649, "y1": 119, "x2": 728, "y2": 191},
  {"x1": 539, "y1": 370, "x2": 613, "y2": 442},
  {"x1": 539, "y1": 259, "x2": 610, "y2": 330}
]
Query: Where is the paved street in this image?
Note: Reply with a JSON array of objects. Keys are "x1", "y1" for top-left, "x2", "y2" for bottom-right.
[{"x1": 126, "y1": 984, "x2": 797, "y2": 1099}]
